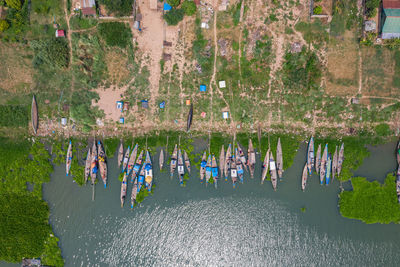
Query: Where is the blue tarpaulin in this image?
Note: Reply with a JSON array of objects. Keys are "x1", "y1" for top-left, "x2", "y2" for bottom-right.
[
  {"x1": 141, "y1": 99, "x2": 149, "y2": 108},
  {"x1": 159, "y1": 101, "x2": 165, "y2": 109},
  {"x1": 200, "y1": 85, "x2": 206, "y2": 92},
  {"x1": 163, "y1": 3, "x2": 172, "y2": 11}
]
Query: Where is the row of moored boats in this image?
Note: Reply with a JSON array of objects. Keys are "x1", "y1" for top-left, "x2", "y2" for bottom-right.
[{"x1": 395, "y1": 142, "x2": 400, "y2": 203}]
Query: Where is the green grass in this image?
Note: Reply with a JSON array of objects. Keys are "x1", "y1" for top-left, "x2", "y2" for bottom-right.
[
  {"x1": 339, "y1": 174, "x2": 400, "y2": 224},
  {"x1": 0, "y1": 105, "x2": 29, "y2": 127},
  {"x1": 98, "y1": 22, "x2": 132, "y2": 48},
  {"x1": 70, "y1": 15, "x2": 98, "y2": 30}
]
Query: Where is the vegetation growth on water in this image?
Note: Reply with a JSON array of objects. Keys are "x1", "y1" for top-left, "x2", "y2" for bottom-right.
[{"x1": 339, "y1": 174, "x2": 400, "y2": 224}]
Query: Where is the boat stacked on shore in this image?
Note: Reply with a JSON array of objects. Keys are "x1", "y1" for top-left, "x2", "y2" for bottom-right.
[{"x1": 396, "y1": 141, "x2": 400, "y2": 203}]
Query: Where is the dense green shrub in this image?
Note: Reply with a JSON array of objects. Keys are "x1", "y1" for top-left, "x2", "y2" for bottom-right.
[
  {"x1": 0, "y1": 105, "x2": 28, "y2": 127},
  {"x1": 181, "y1": 0, "x2": 196, "y2": 16},
  {"x1": 365, "y1": 0, "x2": 379, "y2": 18},
  {"x1": 30, "y1": 38, "x2": 69, "y2": 69},
  {"x1": 375, "y1": 123, "x2": 391, "y2": 136},
  {"x1": 163, "y1": 8, "x2": 184, "y2": 25},
  {"x1": 339, "y1": 175, "x2": 400, "y2": 224},
  {"x1": 98, "y1": 22, "x2": 132, "y2": 48},
  {"x1": 1, "y1": 0, "x2": 29, "y2": 41},
  {"x1": 313, "y1": 6, "x2": 322, "y2": 15},
  {"x1": 99, "y1": 0, "x2": 133, "y2": 17},
  {"x1": 167, "y1": 0, "x2": 180, "y2": 7}
]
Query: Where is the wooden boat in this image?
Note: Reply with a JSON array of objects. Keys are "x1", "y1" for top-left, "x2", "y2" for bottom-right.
[
  {"x1": 137, "y1": 161, "x2": 145, "y2": 193},
  {"x1": 212, "y1": 154, "x2": 218, "y2": 188},
  {"x1": 200, "y1": 151, "x2": 207, "y2": 183},
  {"x1": 315, "y1": 144, "x2": 321, "y2": 175},
  {"x1": 90, "y1": 140, "x2": 98, "y2": 185},
  {"x1": 230, "y1": 152, "x2": 238, "y2": 188},
  {"x1": 159, "y1": 149, "x2": 164, "y2": 171},
  {"x1": 301, "y1": 163, "x2": 308, "y2": 191},
  {"x1": 248, "y1": 139, "x2": 256, "y2": 178},
  {"x1": 178, "y1": 149, "x2": 185, "y2": 186},
  {"x1": 184, "y1": 150, "x2": 191, "y2": 174},
  {"x1": 66, "y1": 140, "x2": 72, "y2": 176},
  {"x1": 31, "y1": 95, "x2": 38, "y2": 135},
  {"x1": 127, "y1": 144, "x2": 138, "y2": 179},
  {"x1": 120, "y1": 171, "x2": 128, "y2": 207},
  {"x1": 276, "y1": 138, "x2": 283, "y2": 179},
  {"x1": 170, "y1": 144, "x2": 178, "y2": 177},
  {"x1": 332, "y1": 146, "x2": 338, "y2": 181},
  {"x1": 131, "y1": 150, "x2": 143, "y2": 183},
  {"x1": 84, "y1": 148, "x2": 91, "y2": 184},
  {"x1": 117, "y1": 142, "x2": 124, "y2": 168},
  {"x1": 97, "y1": 141, "x2": 108, "y2": 188},
  {"x1": 131, "y1": 175, "x2": 138, "y2": 209},
  {"x1": 397, "y1": 141, "x2": 400, "y2": 166},
  {"x1": 320, "y1": 144, "x2": 328, "y2": 185},
  {"x1": 325, "y1": 153, "x2": 332, "y2": 185},
  {"x1": 261, "y1": 149, "x2": 270, "y2": 184},
  {"x1": 337, "y1": 143, "x2": 344, "y2": 177},
  {"x1": 237, "y1": 144, "x2": 247, "y2": 171},
  {"x1": 307, "y1": 137, "x2": 314, "y2": 174},
  {"x1": 219, "y1": 145, "x2": 225, "y2": 179},
  {"x1": 205, "y1": 154, "x2": 212, "y2": 184},
  {"x1": 144, "y1": 151, "x2": 153, "y2": 192},
  {"x1": 269, "y1": 153, "x2": 278, "y2": 191},
  {"x1": 224, "y1": 144, "x2": 231, "y2": 181},
  {"x1": 236, "y1": 148, "x2": 244, "y2": 184},
  {"x1": 122, "y1": 146, "x2": 130, "y2": 173},
  {"x1": 187, "y1": 103, "x2": 193, "y2": 132}
]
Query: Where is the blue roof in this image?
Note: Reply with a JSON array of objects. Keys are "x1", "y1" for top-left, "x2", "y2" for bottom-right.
[
  {"x1": 164, "y1": 3, "x2": 172, "y2": 11},
  {"x1": 200, "y1": 85, "x2": 206, "y2": 92}
]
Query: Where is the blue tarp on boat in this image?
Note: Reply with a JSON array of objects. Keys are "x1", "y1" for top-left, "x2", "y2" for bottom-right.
[
  {"x1": 212, "y1": 167, "x2": 218, "y2": 177},
  {"x1": 200, "y1": 160, "x2": 207, "y2": 167}
]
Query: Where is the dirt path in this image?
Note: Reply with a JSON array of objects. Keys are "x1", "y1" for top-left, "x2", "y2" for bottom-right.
[
  {"x1": 238, "y1": 0, "x2": 245, "y2": 78},
  {"x1": 135, "y1": 2, "x2": 164, "y2": 115},
  {"x1": 267, "y1": 34, "x2": 284, "y2": 98},
  {"x1": 63, "y1": 0, "x2": 73, "y2": 68},
  {"x1": 209, "y1": 5, "x2": 219, "y2": 125},
  {"x1": 357, "y1": 49, "x2": 363, "y2": 95}
]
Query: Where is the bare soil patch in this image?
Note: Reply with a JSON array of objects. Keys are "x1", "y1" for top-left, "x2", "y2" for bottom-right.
[{"x1": 94, "y1": 86, "x2": 126, "y2": 122}]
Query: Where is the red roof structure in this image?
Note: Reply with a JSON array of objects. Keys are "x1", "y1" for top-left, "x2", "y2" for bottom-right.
[
  {"x1": 55, "y1": 30, "x2": 65, "y2": 37},
  {"x1": 383, "y1": 0, "x2": 400, "y2": 9}
]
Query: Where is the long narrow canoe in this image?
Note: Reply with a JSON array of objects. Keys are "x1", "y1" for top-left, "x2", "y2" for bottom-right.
[
  {"x1": 131, "y1": 175, "x2": 138, "y2": 209},
  {"x1": 315, "y1": 144, "x2": 321, "y2": 175},
  {"x1": 237, "y1": 144, "x2": 247, "y2": 171},
  {"x1": 117, "y1": 142, "x2": 124, "y2": 168},
  {"x1": 307, "y1": 137, "x2": 314, "y2": 174},
  {"x1": 248, "y1": 139, "x2": 256, "y2": 178},
  {"x1": 66, "y1": 141, "x2": 72, "y2": 176},
  {"x1": 84, "y1": 148, "x2": 91, "y2": 184},
  {"x1": 170, "y1": 144, "x2": 178, "y2": 177},
  {"x1": 261, "y1": 149, "x2": 270, "y2": 184},
  {"x1": 219, "y1": 145, "x2": 225, "y2": 179},
  {"x1": 332, "y1": 146, "x2": 338, "y2": 181},
  {"x1": 144, "y1": 151, "x2": 153, "y2": 192},
  {"x1": 231, "y1": 152, "x2": 238, "y2": 188},
  {"x1": 224, "y1": 144, "x2": 231, "y2": 181},
  {"x1": 131, "y1": 150, "x2": 143, "y2": 183},
  {"x1": 178, "y1": 149, "x2": 185, "y2": 186},
  {"x1": 90, "y1": 140, "x2": 98, "y2": 185},
  {"x1": 212, "y1": 155, "x2": 218, "y2": 188},
  {"x1": 397, "y1": 141, "x2": 400, "y2": 166},
  {"x1": 325, "y1": 153, "x2": 332, "y2": 185},
  {"x1": 31, "y1": 95, "x2": 38, "y2": 135},
  {"x1": 137, "y1": 161, "x2": 145, "y2": 193},
  {"x1": 200, "y1": 151, "x2": 207, "y2": 183},
  {"x1": 127, "y1": 144, "x2": 138, "y2": 178},
  {"x1": 276, "y1": 138, "x2": 283, "y2": 179},
  {"x1": 159, "y1": 149, "x2": 164, "y2": 171},
  {"x1": 122, "y1": 146, "x2": 130, "y2": 173},
  {"x1": 120, "y1": 171, "x2": 128, "y2": 207},
  {"x1": 301, "y1": 163, "x2": 308, "y2": 191},
  {"x1": 187, "y1": 103, "x2": 193, "y2": 132},
  {"x1": 269, "y1": 153, "x2": 278, "y2": 191},
  {"x1": 320, "y1": 144, "x2": 328, "y2": 185},
  {"x1": 205, "y1": 154, "x2": 212, "y2": 185},
  {"x1": 236, "y1": 148, "x2": 244, "y2": 184},
  {"x1": 337, "y1": 143, "x2": 344, "y2": 176},
  {"x1": 97, "y1": 141, "x2": 108, "y2": 188},
  {"x1": 184, "y1": 150, "x2": 191, "y2": 174}
]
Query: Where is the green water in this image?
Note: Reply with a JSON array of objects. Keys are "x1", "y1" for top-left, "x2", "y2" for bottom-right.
[{"x1": 5, "y1": 141, "x2": 400, "y2": 266}]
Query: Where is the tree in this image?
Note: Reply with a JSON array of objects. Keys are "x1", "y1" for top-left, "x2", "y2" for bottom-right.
[
  {"x1": 313, "y1": 6, "x2": 322, "y2": 15},
  {"x1": 5, "y1": 0, "x2": 21, "y2": 10},
  {"x1": 167, "y1": 0, "x2": 180, "y2": 8},
  {"x1": 164, "y1": 8, "x2": 184, "y2": 25},
  {"x1": 0, "y1": 19, "x2": 9, "y2": 32},
  {"x1": 182, "y1": 0, "x2": 196, "y2": 16}
]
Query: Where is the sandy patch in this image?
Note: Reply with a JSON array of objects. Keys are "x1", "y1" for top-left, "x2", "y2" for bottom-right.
[{"x1": 94, "y1": 86, "x2": 126, "y2": 122}]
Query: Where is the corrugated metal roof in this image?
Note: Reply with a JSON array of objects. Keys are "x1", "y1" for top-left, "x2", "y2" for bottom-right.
[
  {"x1": 384, "y1": 8, "x2": 400, "y2": 16},
  {"x1": 382, "y1": 16, "x2": 400, "y2": 33},
  {"x1": 81, "y1": 0, "x2": 95, "y2": 8},
  {"x1": 383, "y1": 0, "x2": 400, "y2": 9}
]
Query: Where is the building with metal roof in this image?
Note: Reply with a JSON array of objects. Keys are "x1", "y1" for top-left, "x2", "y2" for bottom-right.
[{"x1": 382, "y1": 0, "x2": 400, "y2": 39}]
